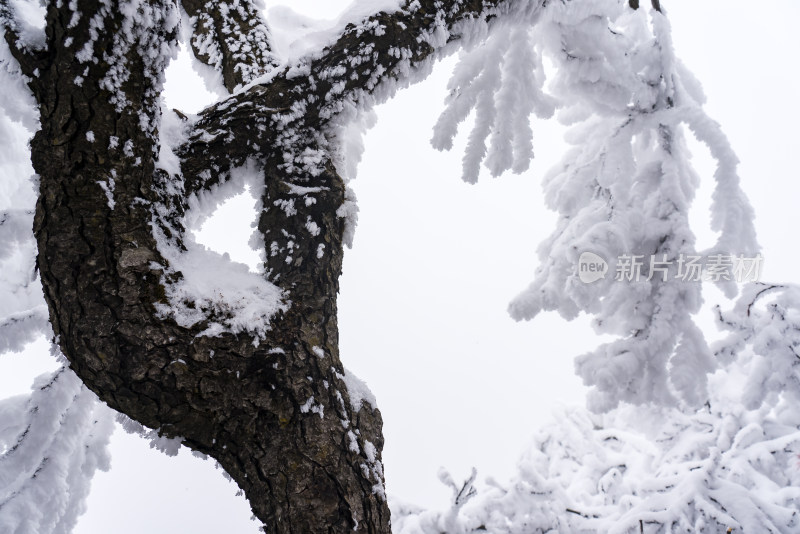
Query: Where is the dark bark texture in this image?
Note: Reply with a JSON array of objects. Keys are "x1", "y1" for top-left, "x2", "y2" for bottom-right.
[{"x1": 1, "y1": 0, "x2": 508, "y2": 531}]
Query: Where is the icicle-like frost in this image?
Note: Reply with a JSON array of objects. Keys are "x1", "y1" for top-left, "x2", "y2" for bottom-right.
[{"x1": 116, "y1": 413, "x2": 184, "y2": 457}]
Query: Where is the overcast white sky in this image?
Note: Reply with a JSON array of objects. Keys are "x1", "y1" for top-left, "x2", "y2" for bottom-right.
[{"x1": 1, "y1": 1, "x2": 798, "y2": 533}]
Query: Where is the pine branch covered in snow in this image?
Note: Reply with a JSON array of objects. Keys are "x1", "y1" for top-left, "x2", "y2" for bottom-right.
[
  {"x1": 714, "y1": 283, "x2": 800, "y2": 416},
  {"x1": 432, "y1": 12, "x2": 556, "y2": 183},
  {"x1": 392, "y1": 2, "x2": 798, "y2": 533},
  {"x1": 484, "y1": 1, "x2": 759, "y2": 411},
  {"x1": 0, "y1": 366, "x2": 114, "y2": 534},
  {"x1": 394, "y1": 401, "x2": 800, "y2": 534},
  {"x1": 0, "y1": 11, "x2": 49, "y2": 353}
]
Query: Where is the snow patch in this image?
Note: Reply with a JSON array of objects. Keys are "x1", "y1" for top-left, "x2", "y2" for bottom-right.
[{"x1": 341, "y1": 366, "x2": 376, "y2": 412}]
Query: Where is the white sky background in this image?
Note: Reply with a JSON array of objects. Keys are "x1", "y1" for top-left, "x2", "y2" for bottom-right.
[{"x1": 0, "y1": 1, "x2": 798, "y2": 533}]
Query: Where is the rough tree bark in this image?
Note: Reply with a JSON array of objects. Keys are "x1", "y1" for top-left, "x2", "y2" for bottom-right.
[{"x1": 1, "y1": 0, "x2": 508, "y2": 532}]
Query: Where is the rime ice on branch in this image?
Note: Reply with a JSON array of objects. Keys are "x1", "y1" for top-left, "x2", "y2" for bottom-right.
[
  {"x1": 392, "y1": 1, "x2": 797, "y2": 531},
  {"x1": 0, "y1": 366, "x2": 114, "y2": 534},
  {"x1": 475, "y1": 1, "x2": 758, "y2": 411}
]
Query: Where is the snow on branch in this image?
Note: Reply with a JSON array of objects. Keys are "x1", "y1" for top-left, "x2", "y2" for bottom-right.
[
  {"x1": 148, "y1": 112, "x2": 289, "y2": 341},
  {"x1": 0, "y1": 0, "x2": 46, "y2": 77},
  {"x1": 0, "y1": 366, "x2": 114, "y2": 534},
  {"x1": 176, "y1": 0, "x2": 521, "y2": 194},
  {"x1": 393, "y1": 402, "x2": 800, "y2": 533},
  {"x1": 0, "y1": 308, "x2": 49, "y2": 354},
  {"x1": 0, "y1": 28, "x2": 49, "y2": 355},
  {"x1": 390, "y1": 4, "x2": 797, "y2": 530},
  {"x1": 497, "y1": 1, "x2": 758, "y2": 411},
  {"x1": 432, "y1": 15, "x2": 556, "y2": 183},
  {"x1": 714, "y1": 283, "x2": 800, "y2": 416},
  {"x1": 0, "y1": 208, "x2": 47, "y2": 353}
]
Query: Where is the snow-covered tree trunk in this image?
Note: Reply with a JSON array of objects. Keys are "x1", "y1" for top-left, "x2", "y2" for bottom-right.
[{"x1": 1, "y1": 0, "x2": 514, "y2": 531}]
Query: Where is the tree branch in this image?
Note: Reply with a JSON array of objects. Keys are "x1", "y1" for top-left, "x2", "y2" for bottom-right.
[
  {"x1": 180, "y1": 0, "x2": 280, "y2": 93},
  {"x1": 177, "y1": 0, "x2": 511, "y2": 196}
]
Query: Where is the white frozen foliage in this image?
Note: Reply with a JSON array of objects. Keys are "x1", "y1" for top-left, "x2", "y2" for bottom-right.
[
  {"x1": 393, "y1": 286, "x2": 800, "y2": 532},
  {"x1": 393, "y1": 1, "x2": 797, "y2": 532},
  {"x1": 483, "y1": 1, "x2": 758, "y2": 413},
  {"x1": 394, "y1": 280, "x2": 800, "y2": 532},
  {"x1": 0, "y1": 0, "x2": 798, "y2": 532},
  {"x1": 393, "y1": 401, "x2": 800, "y2": 533},
  {"x1": 0, "y1": 366, "x2": 114, "y2": 534},
  {"x1": 427, "y1": 0, "x2": 756, "y2": 413}
]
